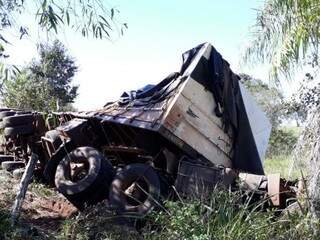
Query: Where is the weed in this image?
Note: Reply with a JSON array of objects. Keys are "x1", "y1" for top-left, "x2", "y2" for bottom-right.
[
  {"x1": 143, "y1": 189, "x2": 318, "y2": 240},
  {"x1": 58, "y1": 202, "x2": 141, "y2": 240},
  {"x1": 29, "y1": 182, "x2": 57, "y2": 198},
  {"x1": 264, "y1": 155, "x2": 305, "y2": 180}
]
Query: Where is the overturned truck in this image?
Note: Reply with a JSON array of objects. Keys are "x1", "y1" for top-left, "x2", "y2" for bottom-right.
[{"x1": 2, "y1": 43, "x2": 295, "y2": 216}]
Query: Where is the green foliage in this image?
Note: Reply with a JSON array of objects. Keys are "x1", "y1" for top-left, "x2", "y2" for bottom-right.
[
  {"x1": 56, "y1": 189, "x2": 318, "y2": 240},
  {"x1": 0, "y1": 209, "x2": 12, "y2": 239},
  {"x1": 1, "y1": 184, "x2": 318, "y2": 240},
  {"x1": 240, "y1": 73, "x2": 284, "y2": 128},
  {"x1": 264, "y1": 155, "x2": 301, "y2": 179},
  {"x1": 284, "y1": 73, "x2": 320, "y2": 126},
  {"x1": 0, "y1": 208, "x2": 40, "y2": 240},
  {"x1": 0, "y1": 0, "x2": 126, "y2": 44},
  {"x1": 239, "y1": 74, "x2": 299, "y2": 158},
  {"x1": 58, "y1": 203, "x2": 140, "y2": 240},
  {"x1": 29, "y1": 182, "x2": 57, "y2": 198},
  {"x1": 2, "y1": 40, "x2": 78, "y2": 111},
  {"x1": 266, "y1": 127, "x2": 299, "y2": 158},
  {"x1": 244, "y1": 0, "x2": 320, "y2": 79},
  {"x1": 35, "y1": 0, "x2": 127, "y2": 39},
  {"x1": 0, "y1": 0, "x2": 127, "y2": 81},
  {"x1": 2, "y1": 69, "x2": 56, "y2": 111},
  {"x1": 30, "y1": 40, "x2": 78, "y2": 109},
  {"x1": 143, "y1": 189, "x2": 317, "y2": 240}
]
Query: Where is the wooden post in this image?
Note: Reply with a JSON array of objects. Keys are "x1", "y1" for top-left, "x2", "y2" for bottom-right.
[{"x1": 11, "y1": 153, "x2": 38, "y2": 225}]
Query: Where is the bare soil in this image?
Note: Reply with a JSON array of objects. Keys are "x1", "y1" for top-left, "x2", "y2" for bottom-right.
[{"x1": 0, "y1": 169, "x2": 78, "y2": 236}]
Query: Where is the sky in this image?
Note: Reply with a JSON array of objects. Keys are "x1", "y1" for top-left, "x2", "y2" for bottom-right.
[{"x1": 5, "y1": 0, "x2": 271, "y2": 110}]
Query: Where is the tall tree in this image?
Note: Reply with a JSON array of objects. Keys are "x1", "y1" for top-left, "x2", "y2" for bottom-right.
[
  {"x1": 245, "y1": 0, "x2": 320, "y2": 222},
  {"x1": 245, "y1": 0, "x2": 320, "y2": 79},
  {"x1": 2, "y1": 40, "x2": 78, "y2": 111},
  {"x1": 30, "y1": 40, "x2": 78, "y2": 109}
]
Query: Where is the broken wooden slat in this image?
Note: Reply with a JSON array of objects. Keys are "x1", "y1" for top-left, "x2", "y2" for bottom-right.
[{"x1": 11, "y1": 153, "x2": 38, "y2": 225}]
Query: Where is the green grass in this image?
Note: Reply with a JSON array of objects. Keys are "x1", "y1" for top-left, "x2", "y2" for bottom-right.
[
  {"x1": 58, "y1": 203, "x2": 140, "y2": 240},
  {"x1": 55, "y1": 189, "x2": 317, "y2": 240},
  {"x1": 29, "y1": 182, "x2": 57, "y2": 198},
  {"x1": 0, "y1": 152, "x2": 314, "y2": 239},
  {"x1": 143, "y1": 189, "x2": 316, "y2": 240},
  {"x1": 264, "y1": 155, "x2": 304, "y2": 180},
  {"x1": 1, "y1": 168, "x2": 316, "y2": 240},
  {"x1": 0, "y1": 208, "x2": 43, "y2": 240}
]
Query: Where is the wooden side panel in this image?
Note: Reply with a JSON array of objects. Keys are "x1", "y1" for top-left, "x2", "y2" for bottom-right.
[
  {"x1": 162, "y1": 78, "x2": 233, "y2": 167},
  {"x1": 181, "y1": 79, "x2": 224, "y2": 129}
]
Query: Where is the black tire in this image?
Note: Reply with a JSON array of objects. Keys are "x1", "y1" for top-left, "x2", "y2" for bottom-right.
[
  {"x1": 0, "y1": 108, "x2": 12, "y2": 112},
  {"x1": 109, "y1": 163, "x2": 161, "y2": 216},
  {"x1": 4, "y1": 124, "x2": 34, "y2": 136},
  {"x1": 43, "y1": 141, "x2": 74, "y2": 186},
  {"x1": 55, "y1": 146, "x2": 115, "y2": 209},
  {"x1": 45, "y1": 130, "x2": 62, "y2": 151},
  {"x1": 0, "y1": 111, "x2": 16, "y2": 120},
  {"x1": 1, "y1": 161, "x2": 25, "y2": 172},
  {"x1": 0, "y1": 155, "x2": 14, "y2": 164},
  {"x1": 2, "y1": 114, "x2": 34, "y2": 127}
]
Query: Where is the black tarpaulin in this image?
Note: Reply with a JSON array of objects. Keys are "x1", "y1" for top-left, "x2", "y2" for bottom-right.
[{"x1": 109, "y1": 43, "x2": 265, "y2": 175}]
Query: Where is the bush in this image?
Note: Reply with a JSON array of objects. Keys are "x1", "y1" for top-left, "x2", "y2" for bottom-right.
[{"x1": 266, "y1": 127, "x2": 299, "y2": 158}]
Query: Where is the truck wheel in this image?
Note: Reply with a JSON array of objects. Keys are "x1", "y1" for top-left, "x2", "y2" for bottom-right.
[
  {"x1": 1, "y1": 161, "x2": 25, "y2": 172},
  {"x1": 4, "y1": 124, "x2": 34, "y2": 136},
  {"x1": 0, "y1": 155, "x2": 14, "y2": 164},
  {"x1": 55, "y1": 147, "x2": 114, "y2": 210},
  {"x1": 0, "y1": 108, "x2": 13, "y2": 112},
  {"x1": 109, "y1": 163, "x2": 161, "y2": 216},
  {"x1": 0, "y1": 111, "x2": 16, "y2": 120},
  {"x1": 43, "y1": 141, "x2": 74, "y2": 186},
  {"x1": 2, "y1": 114, "x2": 34, "y2": 127}
]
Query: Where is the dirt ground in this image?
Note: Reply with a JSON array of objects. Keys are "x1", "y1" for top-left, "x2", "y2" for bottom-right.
[{"x1": 0, "y1": 169, "x2": 78, "y2": 237}]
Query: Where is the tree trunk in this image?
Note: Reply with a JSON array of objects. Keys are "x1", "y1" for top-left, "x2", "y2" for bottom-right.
[{"x1": 294, "y1": 111, "x2": 320, "y2": 217}]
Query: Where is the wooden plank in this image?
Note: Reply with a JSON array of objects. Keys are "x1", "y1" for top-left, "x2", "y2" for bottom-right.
[
  {"x1": 163, "y1": 112, "x2": 232, "y2": 167},
  {"x1": 163, "y1": 88, "x2": 233, "y2": 155},
  {"x1": 180, "y1": 94, "x2": 231, "y2": 146},
  {"x1": 267, "y1": 173, "x2": 281, "y2": 206},
  {"x1": 11, "y1": 153, "x2": 38, "y2": 225},
  {"x1": 153, "y1": 74, "x2": 234, "y2": 167},
  {"x1": 180, "y1": 78, "x2": 225, "y2": 129}
]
